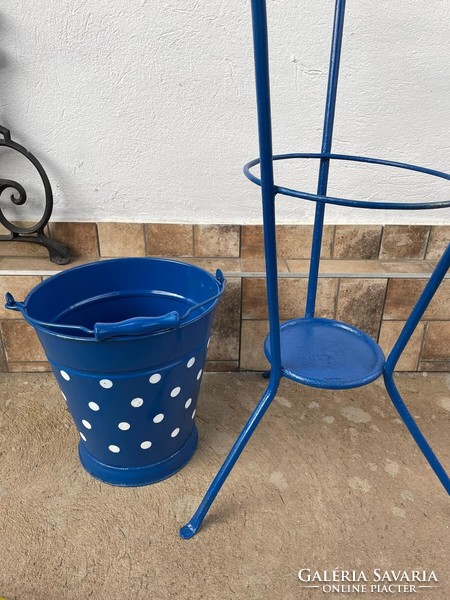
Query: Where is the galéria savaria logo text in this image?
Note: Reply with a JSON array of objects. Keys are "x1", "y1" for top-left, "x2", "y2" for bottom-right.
[{"x1": 298, "y1": 568, "x2": 439, "y2": 594}]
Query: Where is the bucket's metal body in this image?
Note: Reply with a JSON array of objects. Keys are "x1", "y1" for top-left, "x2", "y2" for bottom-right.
[{"x1": 6, "y1": 258, "x2": 225, "y2": 486}]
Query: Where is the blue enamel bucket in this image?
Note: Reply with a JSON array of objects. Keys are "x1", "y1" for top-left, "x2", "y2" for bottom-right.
[{"x1": 5, "y1": 258, "x2": 225, "y2": 486}]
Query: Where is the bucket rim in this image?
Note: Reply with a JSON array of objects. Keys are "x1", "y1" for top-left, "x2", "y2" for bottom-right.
[{"x1": 17, "y1": 257, "x2": 224, "y2": 342}]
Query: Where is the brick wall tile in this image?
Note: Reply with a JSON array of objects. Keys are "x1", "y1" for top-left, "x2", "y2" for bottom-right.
[
  {"x1": 0, "y1": 276, "x2": 41, "y2": 319},
  {"x1": 49, "y1": 222, "x2": 99, "y2": 258},
  {"x1": 1, "y1": 320, "x2": 47, "y2": 362},
  {"x1": 378, "y1": 320, "x2": 425, "y2": 371},
  {"x1": 421, "y1": 322, "x2": 450, "y2": 360},
  {"x1": 425, "y1": 226, "x2": 450, "y2": 260},
  {"x1": 207, "y1": 278, "x2": 241, "y2": 361},
  {"x1": 379, "y1": 225, "x2": 430, "y2": 260},
  {"x1": 336, "y1": 279, "x2": 387, "y2": 339},
  {"x1": 240, "y1": 320, "x2": 270, "y2": 371},
  {"x1": 98, "y1": 223, "x2": 145, "y2": 257},
  {"x1": 242, "y1": 277, "x2": 336, "y2": 320},
  {"x1": 194, "y1": 225, "x2": 240, "y2": 258},
  {"x1": 145, "y1": 224, "x2": 193, "y2": 257},
  {"x1": 333, "y1": 225, "x2": 382, "y2": 259},
  {"x1": 384, "y1": 279, "x2": 450, "y2": 320}
]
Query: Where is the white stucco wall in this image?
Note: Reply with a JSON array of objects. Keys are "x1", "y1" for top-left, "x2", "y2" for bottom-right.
[{"x1": 1, "y1": 0, "x2": 449, "y2": 225}]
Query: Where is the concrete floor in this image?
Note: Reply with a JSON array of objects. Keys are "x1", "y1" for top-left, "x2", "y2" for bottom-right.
[{"x1": 0, "y1": 372, "x2": 449, "y2": 600}]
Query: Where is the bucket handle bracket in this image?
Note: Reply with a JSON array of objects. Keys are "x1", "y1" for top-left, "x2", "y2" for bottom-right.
[
  {"x1": 4, "y1": 292, "x2": 24, "y2": 312},
  {"x1": 180, "y1": 269, "x2": 226, "y2": 321}
]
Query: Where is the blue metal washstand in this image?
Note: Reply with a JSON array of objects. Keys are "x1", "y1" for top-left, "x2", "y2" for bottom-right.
[{"x1": 180, "y1": 0, "x2": 450, "y2": 538}]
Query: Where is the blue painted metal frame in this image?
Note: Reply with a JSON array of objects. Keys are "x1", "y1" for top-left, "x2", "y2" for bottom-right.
[
  {"x1": 180, "y1": 0, "x2": 449, "y2": 538},
  {"x1": 306, "y1": 0, "x2": 346, "y2": 318},
  {"x1": 384, "y1": 244, "x2": 450, "y2": 492},
  {"x1": 244, "y1": 153, "x2": 450, "y2": 210}
]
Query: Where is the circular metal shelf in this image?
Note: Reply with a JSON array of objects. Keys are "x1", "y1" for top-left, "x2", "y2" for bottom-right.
[
  {"x1": 265, "y1": 317, "x2": 385, "y2": 390},
  {"x1": 244, "y1": 152, "x2": 450, "y2": 210}
]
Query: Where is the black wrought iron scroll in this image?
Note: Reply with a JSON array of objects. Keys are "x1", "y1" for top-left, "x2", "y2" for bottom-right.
[{"x1": 0, "y1": 125, "x2": 70, "y2": 264}]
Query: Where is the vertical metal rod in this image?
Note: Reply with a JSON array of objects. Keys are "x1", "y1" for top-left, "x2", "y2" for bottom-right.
[
  {"x1": 305, "y1": 0, "x2": 346, "y2": 317},
  {"x1": 251, "y1": 0, "x2": 282, "y2": 375},
  {"x1": 179, "y1": 0, "x2": 283, "y2": 539}
]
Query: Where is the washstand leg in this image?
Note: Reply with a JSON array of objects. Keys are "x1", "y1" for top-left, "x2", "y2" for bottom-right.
[
  {"x1": 384, "y1": 244, "x2": 450, "y2": 494},
  {"x1": 180, "y1": 373, "x2": 281, "y2": 539}
]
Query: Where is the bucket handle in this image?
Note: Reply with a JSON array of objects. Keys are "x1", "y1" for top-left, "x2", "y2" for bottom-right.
[
  {"x1": 93, "y1": 312, "x2": 181, "y2": 341},
  {"x1": 4, "y1": 269, "x2": 225, "y2": 341}
]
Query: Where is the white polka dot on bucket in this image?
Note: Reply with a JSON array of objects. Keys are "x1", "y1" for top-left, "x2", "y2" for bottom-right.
[
  {"x1": 170, "y1": 387, "x2": 181, "y2": 398},
  {"x1": 131, "y1": 397, "x2": 144, "y2": 408},
  {"x1": 99, "y1": 379, "x2": 113, "y2": 389},
  {"x1": 118, "y1": 422, "x2": 131, "y2": 431},
  {"x1": 191, "y1": 409, "x2": 196, "y2": 420},
  {"x1": 153, "y1": 413, "x2": 164, "y2": 423},
  {"x1": 79, "y1": 432, "x2": 87, "y2": 442},
  {"x1": 82, "y1": 419, "x2": 92, "y2": 429},
  {"x1": 207, "y1": 337, "x2": 211, "y2": 348},
  {"x1": 185, "y1": 398, "x2": 192, "y2": 409},
  {"x1": 60, "y1": 370, "x2": 70, "y2": 381},
  {"x1": 171, "y1": 428, "x2": 180, "y2": 438},
  {"x1": 197, "y1": 369, "x2": 203, "y2": 381},
  {"x1": 61, "y1": 392, "x2": 67, "y2": 402},
  {"x1": 149, "y1": 373, "x2": 161, "y2": 384},
  {"x1": 140, "y1": 441, "x2": 152, "y2": 450},
  {"x1": 88, "y1": 402, "x2": 100, "y2": 411},
  {"x1": 187, "y1": 357, "x2": 195, "y2": 368},
  {"x1": 108, "y1": 445, "x2": 120, "y2": 453}
]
